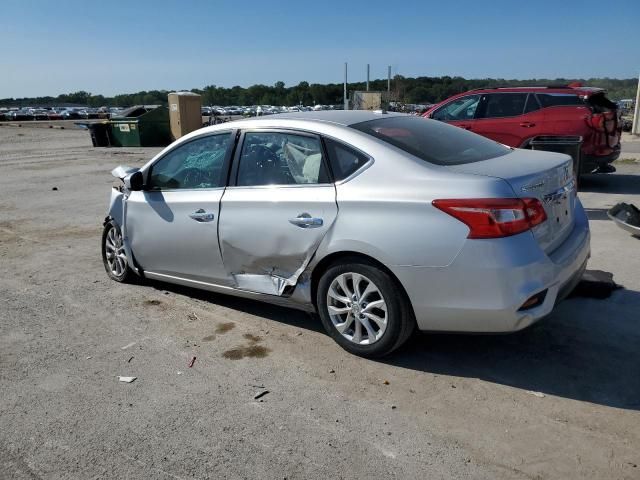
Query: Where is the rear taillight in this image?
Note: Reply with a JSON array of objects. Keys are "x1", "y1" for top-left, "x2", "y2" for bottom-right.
[
  {"x1": 588, "y1": 113, "x2": 605, "y2": 131},
  {"x1": 432, "y1": 198, "x2": 547, "y2": 239}
]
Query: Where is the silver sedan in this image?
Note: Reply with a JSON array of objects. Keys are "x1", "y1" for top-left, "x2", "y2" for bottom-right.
[{"x1": 102, "y1": 111, "x2": 590, "y2": 357}]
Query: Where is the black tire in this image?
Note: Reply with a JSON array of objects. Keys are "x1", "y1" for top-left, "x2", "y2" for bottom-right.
[
  {"x1": 316, "y1": 259, "x2": 415, "y2": 358},
  {"x1": 101, "y1": 219, "x2": 136, "y2": 283}
]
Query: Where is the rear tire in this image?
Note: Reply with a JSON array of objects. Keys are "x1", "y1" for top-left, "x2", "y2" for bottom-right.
[
  {"x1": 316, "y1": 259, "x2": 415, "y2": 358},
  {"x1": 102, "y1": 220, "x2": 136, "y2": 283}
]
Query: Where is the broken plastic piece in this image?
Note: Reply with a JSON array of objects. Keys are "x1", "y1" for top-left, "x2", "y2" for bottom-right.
[
  {"x1": 608, "y1": 202, "x2": 640, "y2": 237},
  {"x1": 118, "y1": 376, "x2": 136, "y2": 383},
  {"x1": 254, "y1": 390, "x2": 270, "y2": 400}
]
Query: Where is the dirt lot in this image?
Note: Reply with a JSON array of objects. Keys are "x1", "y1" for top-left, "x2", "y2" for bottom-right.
[{"x1": 1, "y1": 125, "x2": 639, "y2": 479}]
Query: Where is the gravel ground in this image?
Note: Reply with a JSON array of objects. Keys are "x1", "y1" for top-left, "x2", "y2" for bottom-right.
[{"x1": 1, "y1": 125, "x2": 639, "y2": 479}]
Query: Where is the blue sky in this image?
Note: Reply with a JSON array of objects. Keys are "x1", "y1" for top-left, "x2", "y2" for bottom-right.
[{"x1": 2, "y1": 0, "x2": 638, "y2": 97}]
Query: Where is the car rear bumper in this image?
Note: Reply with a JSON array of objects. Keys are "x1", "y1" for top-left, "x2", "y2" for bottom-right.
[{"x1": 392, "y1": 199, "x2": 590, "y2": 333}]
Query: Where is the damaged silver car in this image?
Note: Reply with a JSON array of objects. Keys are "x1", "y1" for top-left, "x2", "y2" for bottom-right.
[{"x1": 103, "y1": 111, "x2": 590, "y2": 357}]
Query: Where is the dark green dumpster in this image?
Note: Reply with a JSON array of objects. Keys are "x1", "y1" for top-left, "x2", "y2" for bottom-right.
[{"x1": 109, "y1": 105, "x2": 171, "y2": 147}]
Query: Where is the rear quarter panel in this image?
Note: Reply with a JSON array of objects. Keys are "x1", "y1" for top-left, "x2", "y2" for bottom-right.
[{"x1": 312, "y1": 146, "x2": 516, "y2": 268}]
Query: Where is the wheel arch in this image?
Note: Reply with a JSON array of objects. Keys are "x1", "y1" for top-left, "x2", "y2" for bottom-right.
[{"x1": 309, "y1": 251, "x2": 415, "y2": 319}]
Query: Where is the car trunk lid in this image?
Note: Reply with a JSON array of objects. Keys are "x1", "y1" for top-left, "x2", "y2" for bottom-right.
[{"x1": 448, "y1": 149, "x2": 576, "y2": 254}]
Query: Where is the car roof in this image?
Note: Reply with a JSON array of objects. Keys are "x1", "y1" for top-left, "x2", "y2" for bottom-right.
[
  {"x1": 461, "y1": 86, "x2": 605, "y2": 96},
  {"x1": 252, "y1": 110, "x2": 407, "y2": 126}
]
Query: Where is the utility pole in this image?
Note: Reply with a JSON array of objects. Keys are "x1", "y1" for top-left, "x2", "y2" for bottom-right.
[
  {"x1": 366, "y1": 64, "x2": 370, "y2": 91},
  {"x1": 632, "y1": 72, "x2": 640, "y2": 135},
  {"x1": 344, "y1": 63, "x2": 348, "y2": 110},
  {"x1": 387, "y1": 65, "x2": 391, "y2": 92}
]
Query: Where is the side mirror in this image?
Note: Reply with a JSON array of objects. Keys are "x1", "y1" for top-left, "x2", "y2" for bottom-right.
[{"x1": 124, "y1": 171, "x2": 144, "y2": 191}]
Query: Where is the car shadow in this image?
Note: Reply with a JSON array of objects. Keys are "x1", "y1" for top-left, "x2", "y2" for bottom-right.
[
  {"x1": 580, "y1": 173, "x2": 640, "y2": 195},
  {"x1": 148, "y1": 279, "x2": 640, "y2": 410},
  {"x1": 149, "y1": 279, "x2": 323, "y2": 333},
  {"x1": 383, "y1": 288, "x2": 640, "y2": 410}
]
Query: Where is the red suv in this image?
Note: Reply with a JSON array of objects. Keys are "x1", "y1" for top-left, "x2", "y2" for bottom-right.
[{"x1": 423, "y1": 85, "x2": 621, "y2": 176}]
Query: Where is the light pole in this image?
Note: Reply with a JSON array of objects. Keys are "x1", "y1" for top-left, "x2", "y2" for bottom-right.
[{"x1": 632, "y1": 72, "x2": 640, "y2": 135}]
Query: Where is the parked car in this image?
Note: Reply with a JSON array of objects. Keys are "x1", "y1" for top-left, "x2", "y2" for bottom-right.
[
  {"x1": 48, "y1": 110, "x2": 63, "y2": 120},
  {"x1": 103, "y1": 111, "x2": 589, "y2": 357},
  {"x1": 60, "y1": 109, "x2": 82, "y2": 120},
  {"x1": 10, "y1": 110, "x2": 34, "y2": 121},
  {"x1": 423, "y1": 85, "x2": 622, "y2": 176}
]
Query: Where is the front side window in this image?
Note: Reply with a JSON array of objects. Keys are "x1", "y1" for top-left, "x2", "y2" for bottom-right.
[
  {"x1": 480, "y1": 93, "x2": 528, "y2": 118},
  {"x1": 432, "y1": 95, "x2": 480, "y2": 121},
  {"x1": 351, "y1": 116, "x2": 510, "y2": 166},
  {"x1": 236, "y1": 132, "x2": 330, "y2": 186},
  {"x1": 148, "y1": 133, "x2": 231, "y2": 190}
]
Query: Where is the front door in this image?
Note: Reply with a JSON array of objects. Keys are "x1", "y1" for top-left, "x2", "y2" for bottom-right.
[
  {"x1": 126, "y1": 132, "x2": 234, "y2": 284},
  {"x1": 218, "y1": 130, "x2": 338, "y2": 295}
]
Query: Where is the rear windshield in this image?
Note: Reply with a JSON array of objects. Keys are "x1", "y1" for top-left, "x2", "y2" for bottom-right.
[{"x1": 351, "y1": 116, "x2": 510, "y2": 166}]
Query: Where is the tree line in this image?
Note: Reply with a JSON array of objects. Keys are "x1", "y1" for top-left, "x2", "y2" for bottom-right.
[{"x1": 1, "y1": 76, "x2": 636, "y2": 108}]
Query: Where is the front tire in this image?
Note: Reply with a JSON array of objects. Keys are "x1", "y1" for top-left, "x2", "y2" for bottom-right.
[
  {"x1": 102, "y1": 220, "x2": 135, "y2": 283},
  {"x1": 316, "y1": 260, "x2": 414, "y2": 358}
]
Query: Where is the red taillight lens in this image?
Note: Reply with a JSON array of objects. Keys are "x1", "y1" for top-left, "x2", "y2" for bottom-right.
[
  {"x1": 588, "y1": 114, "x2": 605, "y2": 131},
  {"x1": 432, "y1": 198, "x2": 547, "y2": 239}
]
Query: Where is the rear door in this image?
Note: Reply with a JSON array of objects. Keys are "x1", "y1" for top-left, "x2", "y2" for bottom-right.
[
  {"x1": 472, "y1": 92, "x2": 545, "y2": 147},
  {"x1": 218, "y1": 129, "x2": 338, "y2": 295}
]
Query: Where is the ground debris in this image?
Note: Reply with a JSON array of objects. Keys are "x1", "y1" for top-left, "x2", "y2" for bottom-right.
[
  {"x1": 118, "y1": 376, "x2": 136, "y2": 383},
  {"x1": 188, "y1": 356, "x2": 196, "y2": 368},
  {"x1": 570, "y1": 270, "x2": 622, "y2": 299},
  {"x1": 254, "y1": 390, "x2": 270, "y2": 400}
]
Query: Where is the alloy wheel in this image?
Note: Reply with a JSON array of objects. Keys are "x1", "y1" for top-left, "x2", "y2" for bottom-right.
[
  {"x1": 104, "y1": 225, "x2": 127, "y2": 278},
  {"x1": 326, "y1": 272, "x2": 388, "y2": 345}
]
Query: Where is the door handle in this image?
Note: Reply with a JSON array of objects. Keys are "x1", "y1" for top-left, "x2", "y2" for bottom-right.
[
  {"x1": 189, "y1": 208, "x2": 215, "y2": 222},
  {"x1": 289, "y1": 213, "x2": 323, "y2": 228},
  {"x1": 520, "y1": 122, "x2": 536, "y2": 128}
]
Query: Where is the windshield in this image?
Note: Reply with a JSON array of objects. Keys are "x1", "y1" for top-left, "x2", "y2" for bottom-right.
[{"x1": 351, "y1": 116, "x2": 510, "y2": 166}]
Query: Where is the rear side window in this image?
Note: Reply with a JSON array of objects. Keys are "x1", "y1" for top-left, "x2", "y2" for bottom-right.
[
  {"x1": 536, "y1": 93, "x2": 584, "y2": 108},
  {"x1": 323, "y1": 138, "x2": 370, "y2": 181},
  {"x1": 351, "y1": 116, "x2": 510, "y2": 166},
  {"x1": 481, "y1": 93, "x2": 528, "y2": 118}
]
